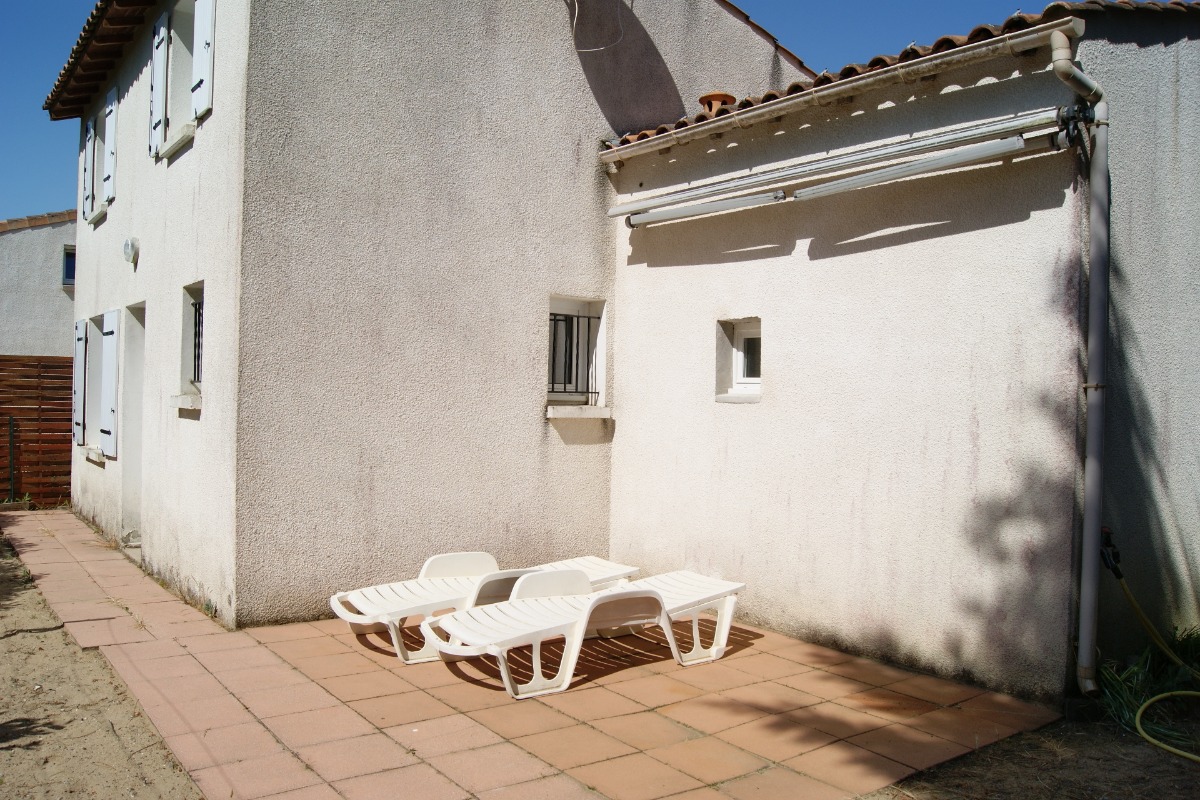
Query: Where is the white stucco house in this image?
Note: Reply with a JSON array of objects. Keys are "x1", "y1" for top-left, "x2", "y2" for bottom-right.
[
  {"x1": 0, "y1": 210, "x2": 77, "y2": 358},
  {"x1": 49, "y1": 0, "x2": 1199, "y2": 701}
]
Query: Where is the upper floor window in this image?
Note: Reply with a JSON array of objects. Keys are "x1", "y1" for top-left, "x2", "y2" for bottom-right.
[
  {"x1": 716, "y1": 317, "x2": 762, "y2": 402},
  {"x1": 149, "y1": 0, "x2": 216, "y2": 158},
  {"x1": 81, "y1": 88, "x2": 117, "y2": 219}
]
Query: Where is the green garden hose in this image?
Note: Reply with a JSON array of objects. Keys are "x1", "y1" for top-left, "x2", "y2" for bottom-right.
[{"x1": 1102, "y1": 527, "x2": 1200, "y2": 763}]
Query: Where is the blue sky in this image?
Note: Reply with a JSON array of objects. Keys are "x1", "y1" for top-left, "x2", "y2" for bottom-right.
[{"x1": 0, "y1": 1, "x2": 1027, "y2": 221}]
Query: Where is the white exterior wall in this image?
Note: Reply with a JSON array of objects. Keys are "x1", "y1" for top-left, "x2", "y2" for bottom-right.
[
  {"x1": 609, "y1": 58, "x2": 1085, "y2": 698},
  {"x1": 70, "y1": 0, "x2": 249, "y2": 623},
  {"x1": 1076, "y1": 18, "x2": 1200, "y2": 659},
  {"x1": 230, "y1": 0, "x2": 805, "y2": 624},
  {"x1": 0, "y1": 220, "x2": 76, "y2": 357}
]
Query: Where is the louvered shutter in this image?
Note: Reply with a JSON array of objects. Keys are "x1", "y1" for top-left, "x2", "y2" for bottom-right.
[
  {"x1": 102, "y1": 87, "x2": 117, "y2": 201},
  {"x1": 99, "y1": 310, "x2": 120, "y2": 458},
  {"x1": 149, "y1": 12, "x2": 169, "y2": 156},
  {"x1": 82, "y1": 118, "x2": 95, "y2": 215},
  {"x1": 191, "y1": 0, "x2": 216, "y2": 119},
  {"x1": 72, "y1": 321, "x2": 87, "y2": 445}
]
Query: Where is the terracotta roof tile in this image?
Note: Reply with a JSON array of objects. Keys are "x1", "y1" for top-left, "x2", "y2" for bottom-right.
[
  {"x1": 604, "y1": 1, "x2": 1200, "y2": 150},
  {"x1": 0, "y1": 210, "x2": 77, "y2": 234}
]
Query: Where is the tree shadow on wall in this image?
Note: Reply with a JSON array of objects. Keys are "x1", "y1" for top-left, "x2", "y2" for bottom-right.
[
  {"x1": 1097, "y1": 253, "x2": 1198, "y2": 660},
  {"x1": 565, "y1": 0, "x2": 685, "y2": 137}
]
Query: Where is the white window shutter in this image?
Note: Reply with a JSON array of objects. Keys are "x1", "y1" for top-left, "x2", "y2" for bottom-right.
[
  {"x1": 72, "y1": 320, "x2": 87, "y2": 446},
  {"x1": 82, "y1": 118, "x2": 95, "y2": 215},
  {"x1": 149, "y1": 12, "x2": 169, "y2": 156},
  {"x1": 191, "y1": 0, "x2": 216, "y2": 119},
  {"x1": 99, "y1": 310, "x2": 120, "y2": 458},
  {"x1": 102, "y1": 87, "x2": 117, "y2": 201}
]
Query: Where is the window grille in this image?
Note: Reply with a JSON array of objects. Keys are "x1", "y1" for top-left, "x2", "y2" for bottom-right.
[
  {"x1": 548, "y1": 312, "x2": 600, "y2": 403},
  {"x1": 191, "y1": 300, "x2": 203, "y2": 384}
]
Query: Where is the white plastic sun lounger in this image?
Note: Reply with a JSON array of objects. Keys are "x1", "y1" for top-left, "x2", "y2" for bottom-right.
[
  {"x1": 329, "y1": 552, "x2": 638, "y2": 663},
  {"x1": 420, "y1": 568, "x2": 745, "y2": 699}
]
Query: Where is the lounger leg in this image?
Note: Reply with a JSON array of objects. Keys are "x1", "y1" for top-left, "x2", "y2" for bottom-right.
[
  {"x1": 673, "y1": 595, "x2": 739, "y2": 665},
  {"x1": 384, "y1": 616, "x2": 442, "y2": 665},
  {"x1": 495, "y1": 636, "x2": 583, "y2": 700}
]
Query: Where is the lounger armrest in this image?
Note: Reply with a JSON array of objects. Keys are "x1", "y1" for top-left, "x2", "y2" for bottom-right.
[
  {"x1": 418, "y1": 617, "x2": 491, "y2": 658},
  {"x1": 330, "y1": 592, "x2": 384, "y2": 626},
  {"x1": 418, "y1": 551, "x2": 499, "y2": 579}
]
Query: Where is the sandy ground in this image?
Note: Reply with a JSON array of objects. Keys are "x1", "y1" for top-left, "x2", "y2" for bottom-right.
[{"x1": 0, "y1": 534, "x2": 201, "y2": 799}]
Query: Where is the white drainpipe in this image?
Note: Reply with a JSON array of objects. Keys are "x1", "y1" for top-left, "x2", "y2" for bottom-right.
[{"x1": 1051, "y1": 29, "x2": 1108, "y2": 696}]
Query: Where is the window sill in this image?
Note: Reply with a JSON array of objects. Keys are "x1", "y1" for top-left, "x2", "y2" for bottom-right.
[
  {"x1": 169, "y1": 393, "x2": 202, "y2": 410},
  {"x1": 546, "y1": 405, "x2": 612, "y2": 419},
  {"x1": 83, "y1": 446, "x2": 106, "y2": 465},
  {"x1": 86, "y1": 203, "x2": 108, "y2": 226},
  {"x1": 158, "y1": 123, "x2": 196, "y2": 160},
  {"x1": 715, "y1": 393, "x2": 761, "y2": 404}
]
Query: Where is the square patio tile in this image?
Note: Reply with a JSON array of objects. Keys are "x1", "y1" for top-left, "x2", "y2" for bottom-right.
[
  {"x1": 592, "y1": 711, "x2": 701, "y2": 750},
  {"x1": 887, "y1": 674, "x2": 986, "y2": 706},
  {"x1": 144, "y1": 618, "x2": 226, "y2": 639},
  {"x1": 319, "y1": 670, "x2": 417, "y2": 702},
  {"x1": 178, "y1": 631, "x2": 261, "y2": 653},
  {"x1": 668, "y1": 663, "x2": 762, "y2": 693},
  {"x1": 847, "y1": 723, "x2": 971, "y2": 770},
  {"x1": 427, "y1": 741, "x2": 557, "y2": 794},
  {"x1": 292, "y1": 652, "x2": 381, "y2": 680},
  {"x1": 825, "y1": 658, "x2": 915, "y2": 687},
  {"x1": 268, "y1": 635, "x2": 354, "y2": 661},
  {"x1": 956, "y1": 692, "x2": 1061, "y2": 731},
  {"x1": 334, "y1": 762, "x2": 468, "y2": 800},
  {"x1": 783, "y1": 741, "x2": 915, "y2": 795},
  {"x1": 44, "y1": 599, "x2": 126, "y2": 622},
  {"x1": 714, "y1": 714, "x2": 838, "y2": 762},
  {"x1": 720, "y1": 766, "x2": 851, "y2": 800},
  {"x1": 468, "y1": 699, "x2": 576, "y2": 739},
  {"x1": 193, "y1": 645, "x2": 286, "y2": 673},
  {"x1": 265, "y1": 705, "x2": 377, "y2": 749},
  {"x1": 143, "y1": 693, "x2": 256, "y2": 737},
  {"x1": 389, "y1": 660, "x2": 467, "y2": 689},
  {"x1": 567, "y1": 752, "x2": 703, "y2": 800},
  {"x1": 647, "y1": 735, "x2": 769, "y2": 784},
  {"x1": 725, "y1": 652, "x2": 814, "y2": 680},
  {"x1": 719, "y1": 681, "x2": 821, "y2": 714},
  {"x1": 776, "y1": 669, "x2": 873, "y2": 700},
  {"x1": 118, "y1": 653, "x2": 208, "y2": 681},
  {"x1": 125, "y1": 671, "x2": 229, "y2": 707},
  {"x1": 383, "y1": 714, "x2": 504, "y2": 758},
  {"x1": 657, "y1": 695, "x2": 769, "y2": 734},
  {"x1": 239, "y1": 682, "x2": 342, "y2": 718},
  {"x1": 903, "y1": 707, "x2": 1018, "y2": 749},
  {"x1": 604, "y1": 674, "x2": 705, "y2": 708},
  {"x1": 164, "y1": 721, "x2": 283, "y2": 770},
  {"x1": 835, "y1": 687, "x2": 939, "y2": 722},
  {"x1": 255, "y1": 786, "x2": 342, "y2": 800},
  {"x1": 190, "y1": 751, "x2": 322, "y2": 799},
  {"x1": 215, "y1": 664, "x2": 311, "y2": 696},
  {"x1": 308, "y1": 618, "x2": 352, "y2": 634},
  {"x1": 475, "y1": 774, "x2": 602, "y2": 800},
  {"x1": 103, "y1": 639, "x2": 188, "y2": 661},
  {"x1": 514, "y1": 723, "x2": 637, "y2": 769},
  {"x1": 349, "y1": 691, "x2": 458, "y2": 728},
  {"x1": 538, "y1": 686, "x2": 647, "y2": 721},
  {"x1": 246, "y1": 623, "x2": 326, "y2": 643},
  {"x1": 771, "y1": 642, "x2": 856, "y2": 668},
  {"x1": 64, "y1": 617, "x2": 156, "y2": 648},
  {"x1": 296, "y1": 732, "x2": 419, "y2": 782},
  {"x1": 425, "y1": 678, "x2": 515, "y2": 712},
  {"x1": 782, "y1": 701, "x2": 892, "y2": 739}
]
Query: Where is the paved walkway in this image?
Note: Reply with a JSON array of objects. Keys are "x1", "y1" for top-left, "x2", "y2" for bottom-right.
[{"x1": 3, "y1": 510, "x2": 1059, "y2": 799}]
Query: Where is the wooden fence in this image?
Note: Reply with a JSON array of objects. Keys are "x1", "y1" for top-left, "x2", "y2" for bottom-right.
[{"x1": 0, "y1": 355, "x2": 73, "y2": 508}]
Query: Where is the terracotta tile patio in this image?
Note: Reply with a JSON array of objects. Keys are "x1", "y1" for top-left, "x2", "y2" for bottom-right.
[{"x1": 2, "y1": 510, "x2": 1061, "y2": 799}]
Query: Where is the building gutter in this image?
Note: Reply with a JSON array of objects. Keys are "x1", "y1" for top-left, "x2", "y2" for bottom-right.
[
  {"x1": 1050, "y1": 29, "x2": 1109, "y2": 697},
  {"x1": 601, "y1": 17, "x2": 1086, "y2": 166}
]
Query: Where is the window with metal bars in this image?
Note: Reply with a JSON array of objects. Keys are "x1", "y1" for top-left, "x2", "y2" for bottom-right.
[
  {"x1": 548, "y1": 308, "x2": 601, "y2": 405},
  {"x1": 191, "y1": 299, "x2": 203, "y2": 384}
]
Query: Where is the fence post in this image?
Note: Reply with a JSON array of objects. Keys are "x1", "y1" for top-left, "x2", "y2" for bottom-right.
[{"x1": 7, "y1": 415, "x2": 14, "y2": 503}]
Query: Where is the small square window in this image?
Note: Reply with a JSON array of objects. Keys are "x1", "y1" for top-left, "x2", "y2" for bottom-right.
[{"x1": 716, "y1": 317, "x2": 761, "y2": 402}]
